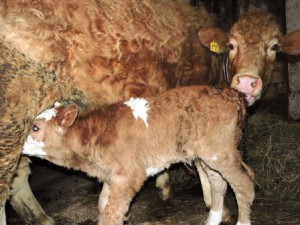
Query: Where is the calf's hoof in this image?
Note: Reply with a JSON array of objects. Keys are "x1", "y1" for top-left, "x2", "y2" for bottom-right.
[
  {"x1": 40, "y1": 216, "x2": 56, "y2": 225},
  {"x1": 221, "y1": 213, "x2": 237, "y2": 225}
]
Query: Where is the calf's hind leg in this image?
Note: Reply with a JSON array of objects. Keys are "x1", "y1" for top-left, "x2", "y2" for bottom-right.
[
  {"x1": 200, "y1": 162, "x2": 227, "y2": 225},
  {"x1": 155, "y1": 172, "x2": 171, "y2": 201},
  {"x1": 203, "y1": 155, "x2": 255, "y2": 225},
  {"x1": 195, "y1": 160, "x2": 234, "y2": 224}
]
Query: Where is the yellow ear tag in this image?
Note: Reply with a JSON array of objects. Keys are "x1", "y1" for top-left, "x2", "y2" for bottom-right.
[{"x1": 210, "y1": 41, "x2": 220, "y2": 53}]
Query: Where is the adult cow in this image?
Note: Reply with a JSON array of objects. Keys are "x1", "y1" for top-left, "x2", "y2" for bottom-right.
[{"x1": 0, "y1": 0, "x2": 300, "y2": 224}]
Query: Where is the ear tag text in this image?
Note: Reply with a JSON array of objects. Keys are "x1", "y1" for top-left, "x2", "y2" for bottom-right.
[{"x1": 210, "y1": 41, "x2": 220, "y2": 53}]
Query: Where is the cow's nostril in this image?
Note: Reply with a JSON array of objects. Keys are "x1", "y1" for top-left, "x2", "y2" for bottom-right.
[{"x1": 251, "y1": 80, "x2": 257, "y2": 87}]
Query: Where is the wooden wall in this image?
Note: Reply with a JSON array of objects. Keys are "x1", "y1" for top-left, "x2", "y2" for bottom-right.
[{"x1": 286, "y1": 0, "x2": 300, "y2": 120}]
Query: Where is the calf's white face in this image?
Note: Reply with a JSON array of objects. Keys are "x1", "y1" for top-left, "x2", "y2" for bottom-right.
[
  {"x1": 22, "y1": 104, "x2": 78, "y2": 158},
  {"x1": 22, "y1": 108, "x2": 59, "y2": 157},
  {"x1": 23, "y1": 135, "x2": 47, "y2": 157}
]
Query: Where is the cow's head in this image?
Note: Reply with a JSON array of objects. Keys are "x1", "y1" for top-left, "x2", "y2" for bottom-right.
[{"x1": 198, "y1": 12, "x2": 300, "y2": 106}]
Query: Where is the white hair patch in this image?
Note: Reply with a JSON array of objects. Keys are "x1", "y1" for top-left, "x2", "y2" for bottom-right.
[
  {"x1": 54, "y1": 101, "x2": 62, "y2": 107},
  {"x1": 146, "y1": 167, "x2": 163, "y2": 177},
  {"x1": 205, "y1": 210, "x2": 222, "y2": 225},
  {"x1": 236, "y1": 222, "x2": 251, "y2": 225},
  {"x1": 211, "y1": 155, "x2": 219, "y2": 161},
  {"x1": 36, "y1": 107, "x2": 57, "y2": 121},
  {"x1": 22, "y1": 135, "x2": 47, "y2": 158},
  {"x1": 124, "y1": 98, "x2": 150, "y2": 127}
]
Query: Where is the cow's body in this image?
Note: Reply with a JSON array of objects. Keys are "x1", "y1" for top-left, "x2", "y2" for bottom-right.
[
  {"x1": 0, "y1": 1, "x2": 216, "y2": 223},
  {"x1": 23, "y1": 86, "x2": 254, "y2": 225},
  {"x1": 1, "y1": 0, "x2": 300, "y2": 224}
]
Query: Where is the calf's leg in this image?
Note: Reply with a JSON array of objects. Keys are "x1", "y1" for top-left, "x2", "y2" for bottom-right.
[
  {"x1": 226, "y1": 162, "x2": 254, "y2": 225},
  {"x1": 200, "y1": 162, "x2": 227, "y2": 225},
  {"x1": 155, "y1": 172, "x2": 171, "y2": 201},
  {"x1": 98, "y1": 182, "x2": 110, "y2": 216},
  {"x1": 98, "y1": 175, "x2": 145, "y2": 225},
  {"x1": 195, "y1": 160, "x2": 211, "y2": 208},
  {"x1": 195, "y1": 160, "x2": 233, "y2": 224},
  {"x1": 10, "y1": 157, "x2": 55, "y2": 225},
  {"x1": 203, "y1": 155, "x2": 254, "y2": 225}
]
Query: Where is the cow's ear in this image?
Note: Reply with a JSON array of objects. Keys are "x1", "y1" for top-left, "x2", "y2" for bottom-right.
[
  {"x1": 280, "y1": 29, "x2": 300, "y2": 55},
  {"x1": 198, "y1": 27, "x2": 228, "y2": 54},
  {"x1": 58, "y1": 104, "x2": 78, "y2": 128}
]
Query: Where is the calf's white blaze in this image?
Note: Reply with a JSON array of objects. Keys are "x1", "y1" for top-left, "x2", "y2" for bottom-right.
[
  {"x1": 205, "y1": 210, "x2": 222, "y2": 225},
  {"x1": 124, "y1": 97, "x2": 149, "y2": 127},
  {"x1": 36, "y1": 107, "x2": 57, "y2": 121},
  {"x1": 22, "y1": 135, "x2": 47, "y2": 157}
]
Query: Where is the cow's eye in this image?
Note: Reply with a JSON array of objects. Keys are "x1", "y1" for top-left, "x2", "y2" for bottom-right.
[
  {"x1": 227, "y1": 43, "x2": 234, "y2": 51},
  {"x1": 271, "y1": 44, "x2": 279, "y2": 51},
  {"x1": 32, "y1": 125, "x2": 39, "y2": 132}
]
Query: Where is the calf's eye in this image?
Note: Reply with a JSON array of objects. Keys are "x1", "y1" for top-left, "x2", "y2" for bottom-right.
[
  {"x1": 271, "y1": 44, "x2": 279, "y2": 51},
  {"x1": 32, "y1": 125, "x2": 39, "y2": 132}
]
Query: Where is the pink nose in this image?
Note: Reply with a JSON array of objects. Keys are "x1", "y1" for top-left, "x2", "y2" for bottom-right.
[{"x1": 231, "y1": 75, "x2": 263, "y2": 106}]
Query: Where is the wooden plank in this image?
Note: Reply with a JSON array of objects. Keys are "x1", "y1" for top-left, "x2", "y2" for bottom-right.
[{"x1": 286, "y1": 0, "x2": 300, "y2": 120}]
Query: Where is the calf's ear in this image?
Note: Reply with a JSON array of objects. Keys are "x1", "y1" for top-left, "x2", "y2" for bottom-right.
[
  {"x1": 198, "y1": 27, "x2": 228, "y2": 53},
  {"x1": 58, "y1": 105, "x2": 78, "y2": 128},
  {"x1": 280, "y1": 29, "x2": 300, "y2": 55}
]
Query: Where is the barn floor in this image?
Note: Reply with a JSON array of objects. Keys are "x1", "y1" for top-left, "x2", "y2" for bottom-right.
[{"x1": 6, "y1": 96, "x2": 300, "y2": 225}]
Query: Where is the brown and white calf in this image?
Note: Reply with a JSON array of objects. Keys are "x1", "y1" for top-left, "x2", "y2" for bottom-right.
[{"x1": 23, "y1": 86, "x2": 254, "y2": 225}]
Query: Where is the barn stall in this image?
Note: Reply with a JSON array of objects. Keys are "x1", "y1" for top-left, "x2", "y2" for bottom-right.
[{"x1": 3, "y1": 0, "x2": 300, "y2": 224}]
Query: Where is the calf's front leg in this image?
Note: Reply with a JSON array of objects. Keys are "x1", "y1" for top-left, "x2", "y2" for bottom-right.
[{"x1": 98, "y1": 175, "x2": 145, "y2": 225}]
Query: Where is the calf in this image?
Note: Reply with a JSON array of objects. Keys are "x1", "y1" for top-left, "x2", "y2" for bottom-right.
[{"x1": 23, "y1": 86, "x2": 254, "y2": 225}]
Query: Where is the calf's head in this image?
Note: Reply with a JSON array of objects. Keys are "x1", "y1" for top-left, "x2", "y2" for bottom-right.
[
  {"x1": 198, "y1": 12, "x2": 300, "y2": 106},
  {"x1": 22, "y1": 105, "x2": 79, "y2": 158}
]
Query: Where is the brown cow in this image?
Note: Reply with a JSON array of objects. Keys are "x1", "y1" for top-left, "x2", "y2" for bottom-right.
[
  {"x1": 23, "y1": 86, "x2": 254, "y2": 225},
  {"x1": 1, "y1": 0, "x2": 300, "y2": 224},
  {"x1": 0, "y1": 1, "x2": 216, "y2": 224}
]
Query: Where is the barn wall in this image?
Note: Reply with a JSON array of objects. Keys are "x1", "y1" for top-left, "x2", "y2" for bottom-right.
[{"x1": 286, "y1": 0, "x2": 300, "y2": 120}]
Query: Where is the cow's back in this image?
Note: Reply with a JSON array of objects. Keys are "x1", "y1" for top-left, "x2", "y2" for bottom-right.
[{"x1": 0, "y1": 0, "x2": 217, "y2": 105}]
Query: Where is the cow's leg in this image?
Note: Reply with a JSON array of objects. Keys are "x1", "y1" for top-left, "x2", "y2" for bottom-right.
[
  {"x1": 202, "y1": 155, "x2": 255, "y2": 225},
  {"x1": 10, "y1": 156, "x2": 55, "y2": 225},
  {"x1": 0, "y1": 183, "x2": 9, "y2": 225},
  {"x1": 155, "y1": 172, "x2": 171, "y2": 201},
  {"x1": 194, "y1": 160, "x2": 211, "y2": 207},
  {"x1": 0, "y1": 202, "x2": 6, "y2": 225},
  {"x1": 194, "y1": 160, "x2": 233, "y2": 224},
  {"x1": 98, "y1": 175, "x2": 145, "y2": 225}
]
